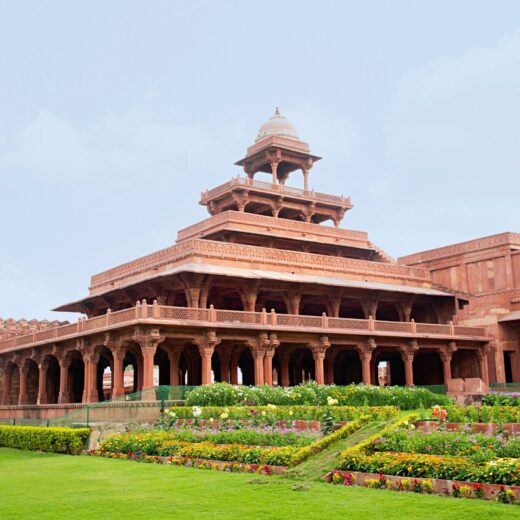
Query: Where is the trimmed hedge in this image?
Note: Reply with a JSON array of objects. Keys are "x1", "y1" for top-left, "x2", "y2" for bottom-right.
[
  {"x1": 185, "y1": 382, "x2": 450, "y2": 409},
  {"x1": 0, "y1": 425, "x2": 89, "y2": 454}
]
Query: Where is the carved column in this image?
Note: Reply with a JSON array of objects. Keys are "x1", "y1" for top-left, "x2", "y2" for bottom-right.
[
  {"x1": 195, "y1": 331, "x2": 220, "y2": 385},
  {"x1": 284, "y1": 289, "x2": 302, "y2": 315},
  {"x1": 270, "y1": 159, "x2": 279, "y2": 185},
  {"x1": 18, "y1": 362, "x2": 29, "y2": 405},
  {"x1": 310, "y1": 337, "x2": 330, "y2": 385},
  {"x1": 361, "y1": 298, "x2": 378, "y2": 320},
  {"x1": 134, "y1": 328, "x2": 165, "y2": 391},
  {"x1": 168, "y1": 349, "x2": 181, "y2": 386},
  {"x1": 356, "y1": 338, "x2": 377, "y2": 385},
  {"x1": 252, "y1": 348, "x2": 265, "y2": 386},
  {"x1": 58, "y1": 357, "x2": 71, "y2": 404},
  {"x1": 179, "y1": 273, "x2": 205, "y2": 309},
  {"x1": 37, "y1": 358, "x2": 49, "y2": 405},
  {"x1": 477, "y1": 345, "x2": 491, "y2": 385},
  {"x1": 112, "y1": 345, "x2": 125, "y2": 398},
  {"x1": 439, "y1": 342, "x2": 457, "y2": 384},
  {"x1": 303, "y1": 168, "x2": 309, "y2": 192},
  {"x1": 278, "y1": 352, "x2": 290, "y2": 387},
  {"x1": 239, "y1": 282, "x2": 259, "y2": 312},
  {"x1": 262, "y1": 334, "x2": 279, "y2": 387},
  {"x1": 82, "y1": 351, "x2": 100, "y2": 403},
  {"x1": 400, "y1": 340, "x2": 419, "y2": 387}
]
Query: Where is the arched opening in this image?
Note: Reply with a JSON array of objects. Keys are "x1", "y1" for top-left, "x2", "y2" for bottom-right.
[
  {"x1": 44, "y1": 356, "x2": 60, "y2": 404},
  {"x1": 237, "y1": 348, "x2": 254, "y2": 385},
  {"x1": 289, "y1": 348, "x2": 314, "y2": 385},
  {"x1": 7, "y1": 363, "x2": 20, "y2": 405},
  {"x1": 179, "y1": 344, "x2": 201, "y2": 386},
  {"x1": 374, "y1": 350, "x2": 405, "y2": 386},
  {"x1": 154, "y1": 346, "x2": 170, "y2": 386},
  {"x1": 340, "y1": 300, "x2": 365, "y2": 319},
  {"x1": 413, "y1": 352, "x2": 444, "y2": 385},
  {"x1": 97, "y1": 348, "x2": 113, "y2": 401},
  {"x1": 452, "y1": 349, "x2": 479, "y2": 379},
  {"x1": 122, "y1": 348, "x2": 142, "y2": 394},
  {"x1": 504, "y1": 351, "x2": 514, "y2": 383},
  {"x1": 67, "y1": 352, "x2": 85, "y2": 403},
  {"x1": 333, "y1": 349, "x2": 362, "y2": 385},
  {"x1": 24, "y1": 359, "x2": 39, "y2": 405},
  {"x1": 376, "y1": 303, "x2": 400, "y2": 322}
]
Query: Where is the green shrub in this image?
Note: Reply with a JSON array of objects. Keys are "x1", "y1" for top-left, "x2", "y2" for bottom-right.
[
  {"x1": 185, "y1": 382, "x2": 449, "y2": 409},
  {"x1": 0, "y1": 425, "x2": 89, "y2": 454}
]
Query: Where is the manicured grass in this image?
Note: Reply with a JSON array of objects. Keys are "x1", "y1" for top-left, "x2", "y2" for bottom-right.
[{"x1": 0, "y1": 448, "x2": 516, "y2": 519}]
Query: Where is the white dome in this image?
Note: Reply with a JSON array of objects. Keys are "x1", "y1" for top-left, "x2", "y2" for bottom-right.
[{"x1": 255, "y1": 108, "x2": 299, "y2": 142}]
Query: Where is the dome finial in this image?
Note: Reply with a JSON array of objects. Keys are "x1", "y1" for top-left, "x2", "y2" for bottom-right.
[{"x1": 275, "y1": 106, "x2": 280, "y2": 115}]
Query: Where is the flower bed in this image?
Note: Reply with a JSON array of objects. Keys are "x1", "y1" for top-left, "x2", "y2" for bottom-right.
[
  {"x1": 164, "y1": 405, "x2": 398, "y2": 422},
  {"x1": 93, "y1": 450, "x2": 287, "y2": 474},
  {"x1": 416, "y1": 421, "x2": 520, "y2": 435},
  {"x1": 483, "y1": 392, "x2": 520, "y2": 407},
  {"x1": 443, "y1": 405, "x2": 520, "y2": 423},
  {"x1": 335, "y1": 407, "x2": 520, "y2": 492},
  {"x1": 325, "y1": 470, "x2": 520, "y2": 503},
  {"x1": 185, "y1": 381, "x2": 449, "y2": 409},
  {"x1": 98, "y1": 433, "x2": 297, "y2": 465},
  {"x1": 370, "y1": 425, "x2": 520, "y2": 462}
]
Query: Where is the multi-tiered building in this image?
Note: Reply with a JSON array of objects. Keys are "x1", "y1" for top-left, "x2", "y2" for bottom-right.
[{"x1": 0, "y1": 110, "x2": 490, "y2": 414}]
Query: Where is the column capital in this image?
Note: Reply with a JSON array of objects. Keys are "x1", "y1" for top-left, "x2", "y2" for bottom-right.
[
  {"x1": 400, "y1": 340, "x2": 419, "y2": 360},
  {"x1": 476, "y1": 344, "x2": 491, "y2": 361},
  {"x1": 439, "y1": 342, "x2": 457, "y2": 362},
  {"x1": 133, "y1": 327, "x2": 165, "y2": 354},
  {"x1": 308, "y1": 336, "x2": 330, "y2": 357},
  {"x1": 195, "y1": 330, "x2": 220, "y2": 356}
]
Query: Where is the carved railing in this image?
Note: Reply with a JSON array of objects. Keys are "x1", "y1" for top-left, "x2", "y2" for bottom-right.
[
  {"x1": 177, "y1": 210, "x2": 369, "y2": 243},
  {"x1": 200, "y1": 176, "x2": 352, "y2": 206},
  {"x1": 90, "y1": 239, "x2": 432, "y2": 293},
  {"x1": 0, "y1": 302, "x2": 488, "y2": 353}
]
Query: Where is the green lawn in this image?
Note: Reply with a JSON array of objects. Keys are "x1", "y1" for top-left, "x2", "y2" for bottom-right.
[{"x1": 0, "y1": 448, "x2": 518, "y2": 519}]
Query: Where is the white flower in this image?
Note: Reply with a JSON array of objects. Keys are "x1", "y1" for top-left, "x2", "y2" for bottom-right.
[
  {"x1": 169, "y1": 411, "x2": 177, "y2": 418},
  {"x1": 164, "y1": 408, "x2": 170, "y2": 414},
  {"x1": 288, "y1": 410, "x2": 294, "y2": 416},
  {"x1": 220, "y1": 412, "x2": 229, "y2": 420},
  {"x1": 192, "y1": 406, "x2": 202, "y2": 418},
  {"x1": 261, "y1": 411, "x2": 266, "y2": 416}
]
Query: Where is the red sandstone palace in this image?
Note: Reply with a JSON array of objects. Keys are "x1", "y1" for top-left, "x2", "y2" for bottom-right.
[{"x1": 0, "y1": 110, "x2": 518, "y2": 410}]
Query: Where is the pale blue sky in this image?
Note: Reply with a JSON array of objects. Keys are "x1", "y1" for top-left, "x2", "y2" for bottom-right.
[{"x1": 1, "y1": 1, "x2": 519, "y2": 320}]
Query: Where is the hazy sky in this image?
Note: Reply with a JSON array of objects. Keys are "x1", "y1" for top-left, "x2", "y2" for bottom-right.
[{"x1": 1, "y1": 1, "x2": 519, "y2": 320}]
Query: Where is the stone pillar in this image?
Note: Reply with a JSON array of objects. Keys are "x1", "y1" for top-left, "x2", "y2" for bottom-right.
[
  {"x1": 240, "y1": 283, "x2": 259, "y2": 312},
  {"x1": 18, "y1": 363, "x2": 28, "y2": 405},
  {"x1": 303, "y1": 169, "x2": 309, "y2": 192},
  {"x1": 310, "y1": 337, "x2": 330, "y2": 385},
  {"x1": 400, "y1": 341, "x2": 419, "y2": 387},
  {"x1": 58, "y1": 358, "x2": 71, "y2": 404},
  {"x1": 477, "y1": 346, "x2": 490, "y2": 385},
  {"x1": 37, "y1": 359, "x2": 48, "y2": 405},
  {"x1": 112, "y1": 347, "x2": 125, "y2": 398},
  {"x1": 82, "y1": 352, "x2": 99, "y2": 404},
  {"x1": 252, "y1": 349, "x2": 265, "y2": 386},
  {"x1": 355, "y1": 339, "x2": 377, "y2": 385},
  {"x1": 263, "y1": 349, "x2": 275, "y2": 386},
  {"x1": 270, "y1": 160, "x2": 278, "y2": 185},
  {"x1": 141, "y1": 346, "x2": 157, "y2": 390},
  {"x1": 313, "y1": 350, "x2": 325, "y2": 385},
  {"x1": 196, "y1": 331, "x2": 220, "y2": 385},
  {"x1": 439, "y1": 342, "x2": 457, "y2": 384},
  {"x1": 279, "y1": 352, "x2": 290, "y2": 387},
  {"x1": 168, "y1": 349, "x2": 181, "y2": 386}
]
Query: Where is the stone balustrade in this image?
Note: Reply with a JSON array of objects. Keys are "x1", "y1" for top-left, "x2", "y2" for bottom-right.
[{"x1": 0, "y1": 302, "x2": 488, "y2": 354}]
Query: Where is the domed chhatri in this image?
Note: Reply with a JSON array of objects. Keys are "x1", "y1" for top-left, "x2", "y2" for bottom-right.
[{"x1": 255, "y1": 107, "x2": 299, "y2": 142}]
